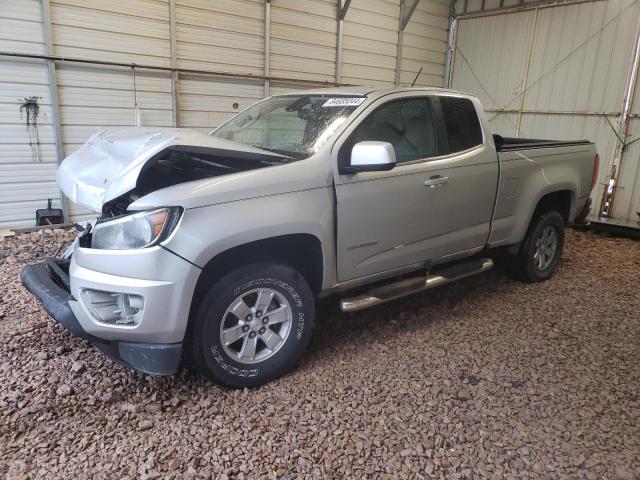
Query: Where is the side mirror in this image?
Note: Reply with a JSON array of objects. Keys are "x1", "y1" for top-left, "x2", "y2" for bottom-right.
[{"x1": 345, "y1": 141, "x2": 396, "y2": 173}]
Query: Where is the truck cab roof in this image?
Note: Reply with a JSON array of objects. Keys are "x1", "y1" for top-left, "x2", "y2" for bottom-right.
[{"x1": 270, "y1": 86, "x2": 474, "y2": 100}]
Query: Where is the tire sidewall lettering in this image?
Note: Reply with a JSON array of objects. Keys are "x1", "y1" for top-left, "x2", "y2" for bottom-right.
[
  {"x1": 233, "y1": 277, "x2": 303, "y2": 308},
  {"x1": 210, "y1": 346, "x2": 258, "y2": 378}
]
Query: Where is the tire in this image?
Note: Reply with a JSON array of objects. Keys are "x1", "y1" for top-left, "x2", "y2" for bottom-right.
[
  {"x1": 184, "y1": 262, "x2": 315, "y2": 388},
  {"x1": 510, "y1": 210, "x2": 565, "y2": 283}
]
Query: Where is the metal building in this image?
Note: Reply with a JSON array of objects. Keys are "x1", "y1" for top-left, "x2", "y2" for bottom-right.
[
  {"x1": 449, "y1": 0, "x2": 640, "y2": 228},
  {"x1": 0, "y1": 0, "x2": 450, "y2": 228},
  {"x1": 2, "y1": 0, "x2": 640, "y2": 229}
]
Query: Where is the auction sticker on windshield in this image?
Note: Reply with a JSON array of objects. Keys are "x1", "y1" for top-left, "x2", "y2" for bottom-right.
[{"x1": 323, "y1": 97, "x2": 366, "y2": 107}]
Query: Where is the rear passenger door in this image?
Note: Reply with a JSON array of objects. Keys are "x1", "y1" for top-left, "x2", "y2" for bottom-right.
[
  {"x1": 333, "y1": 93, "x2": 498, "y2": 282},
  {"x1": 425, "y1": 95, "x2": 498, "y2": 264}
]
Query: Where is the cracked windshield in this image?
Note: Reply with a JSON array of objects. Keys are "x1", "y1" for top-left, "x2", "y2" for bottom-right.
[{"x1": 211, "y1": 95, "x2": 366, "y2": 159}]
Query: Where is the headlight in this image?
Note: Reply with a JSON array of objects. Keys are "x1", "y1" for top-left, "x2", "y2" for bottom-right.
[{"x1": 91, "y1": 208, "x2": 181, "y2": 250}]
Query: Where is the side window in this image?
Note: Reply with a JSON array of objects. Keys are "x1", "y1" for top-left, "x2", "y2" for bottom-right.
[
  {"x1": 345, "y1": 98, "x2": 437, "y2": 163},
  {"x1": 439, "y1": 96, "x2": 483, "y2": 154}
]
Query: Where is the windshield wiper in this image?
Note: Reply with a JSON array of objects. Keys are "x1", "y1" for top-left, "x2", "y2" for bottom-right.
[{"x1": 251, "y1": 146, "x2": 300, "y2": 161}]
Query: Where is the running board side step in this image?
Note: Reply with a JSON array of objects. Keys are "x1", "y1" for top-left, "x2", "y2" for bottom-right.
[{"x1": 340, "y1": 258, "x2": 494, "y2": 313}]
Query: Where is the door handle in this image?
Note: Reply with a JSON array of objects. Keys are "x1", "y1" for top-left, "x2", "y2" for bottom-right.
[{"x1": 424, "y1": 175, "x2": 449, "y2": 188}]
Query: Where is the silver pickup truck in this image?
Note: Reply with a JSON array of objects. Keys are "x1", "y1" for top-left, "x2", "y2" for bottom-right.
[{"x1": 21, "y1": 87, "x2": 598, "y2": 387}]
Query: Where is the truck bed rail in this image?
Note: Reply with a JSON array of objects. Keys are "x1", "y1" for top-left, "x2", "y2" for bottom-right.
[{"x1": 494, "y1": 134, "x2": 592, "y2": 152}]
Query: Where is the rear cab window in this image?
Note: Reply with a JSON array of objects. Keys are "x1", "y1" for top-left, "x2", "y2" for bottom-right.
[{"x1": 437, "y1": 96, "x2": 484, "y2": 154}]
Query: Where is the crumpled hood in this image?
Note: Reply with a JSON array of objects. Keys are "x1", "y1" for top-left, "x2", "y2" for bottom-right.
[{"x1": 57, "y1": 127, "x2": 282, "y2": 212}]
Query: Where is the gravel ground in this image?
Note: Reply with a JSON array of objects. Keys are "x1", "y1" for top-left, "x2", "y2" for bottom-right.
[{"x1": 1, "y1": 228, "x2": 639, "y2": 480}]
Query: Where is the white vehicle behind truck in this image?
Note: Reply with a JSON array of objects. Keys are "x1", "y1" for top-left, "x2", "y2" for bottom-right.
[{"x1": 22, "y1": 87, "x2": 598, "y2": 387}]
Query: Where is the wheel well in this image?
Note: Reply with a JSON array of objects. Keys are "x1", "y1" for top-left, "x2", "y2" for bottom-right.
[
  {"x1": 533, "y1": 190, "x2": 573, "y2": 223},
  {"x1": 188, "y1": 234, "x2": 324, "y2": 325}
]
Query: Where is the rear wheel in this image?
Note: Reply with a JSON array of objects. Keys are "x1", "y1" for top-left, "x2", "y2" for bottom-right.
[
  {"x1": 185, "y1": 262, "x2": 315, "y2": 387},
  {"x1": 509, "y1": 210, "x2": 565, "y2": 283}
]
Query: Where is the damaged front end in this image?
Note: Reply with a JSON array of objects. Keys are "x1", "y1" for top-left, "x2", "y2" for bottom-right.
[
  {"x1": 99, "y1": 144, "x2": 288, "y2": 220},
  {"x1": 58, "y1": 127, "x2": 292, "y2": 219},
  {"x1": 22, "y1": 126, "x2": 298, "y2": 375},
  {"x1": 57, "y1": 127, "x2": 293, "y2": 254}
]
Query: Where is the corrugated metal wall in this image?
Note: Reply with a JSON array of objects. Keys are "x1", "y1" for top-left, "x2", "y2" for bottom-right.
[
  {"x1": 400, "y1": 0, "x2": 449, "y2": 87},
  {"x1": 454, "y1": 0, "x2": 565, "y2": 15},
  {"x1": 0, "y1": 0, "x2": 449, "y2": 228},
  {"x1": 342, "y1": 0, "x2": 401, "y2": 86},
  {"x1": 626, "y1": 70, "x2": 640, "y2": 223},
  {"x1": 451, "y1": 0, "x2": 640, "y2": 223},
  {"x1": 176, "y1": 0, "x2": 264, "y2": 133},
  {"x1": 0, "y1": 0, "x2": 61, "y2": 228},
  {"x1": 271, "y1": 0, "x2": 337, "y2": 82}
]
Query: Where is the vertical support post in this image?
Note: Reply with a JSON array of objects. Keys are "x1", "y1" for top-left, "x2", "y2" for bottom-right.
[
  {"x1": 169, "y1": 0, "x2": 178, "y2": 127},
  {"x1": 264, "y1": 0, "x2": 271, "y2": 97},
  {"x1": 599, "y1": 12, "x2": 640, "y2": 218},
  {"x1": 336, "y1": 0, "x2": 350, "y2": 84},
  {"x1": 395, "y1": 0, "x2": 419, "y2": 87},
  {"x1": 516, "y1": 7, "x2": 538, "y2": 138},
  {"x1": 336, "y1": 1, "x2": 344, "y2": 84},
  {"x1": 41, "y1": 0, "x2": 69, "y2": 222},
  {"x1": 395, "y1": 0, "x2": 405, "y2": 87},
  {"x1": 336, "y1": 18, "x2": 344, "y2": 83},
  {"x1": 443, "y1": 17, "x2": 458, "y2": 88}
]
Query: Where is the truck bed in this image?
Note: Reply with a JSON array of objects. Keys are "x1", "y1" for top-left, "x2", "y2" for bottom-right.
[{"x1": 493, "y1": 134, "x2": 592, "y2": 152}]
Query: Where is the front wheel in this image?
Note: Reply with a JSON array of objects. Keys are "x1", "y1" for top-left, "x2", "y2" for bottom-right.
[
  {"x1": 511, "y1": 210, "x2": 565, "y2": 283},
  {"x1": 185, "y1": 262, "x2": 315, "y2": 388}
]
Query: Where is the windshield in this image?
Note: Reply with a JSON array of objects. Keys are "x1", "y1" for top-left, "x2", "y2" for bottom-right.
[{"x1": 211, "y1": 95, "x2": 366, "y2": 159}]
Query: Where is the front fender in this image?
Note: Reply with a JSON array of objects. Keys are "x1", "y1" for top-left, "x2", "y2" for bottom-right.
[{"x1": 162, "y1": 187, "x2": 337, "y2": 287}]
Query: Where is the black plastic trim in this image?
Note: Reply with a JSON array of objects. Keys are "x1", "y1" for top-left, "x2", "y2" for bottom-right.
[
  {"x1": 340, "y1": 162, "x2": 396, "y2": 174},
  {"x1": 21, "y1": 262, "x2": 87, "y2": 339},
  {"x1": 494, "y1": 134, "x2": 593, "y2": 152},
  {"x1": 46, "y1": 258, "x2": 71, "y2": 290},
  {"x1": 574, "y1": 197, "x2": 592, "y2": 225},
  {"x1": 95, "y1": 341, "x2": 182, "y2": 376}
]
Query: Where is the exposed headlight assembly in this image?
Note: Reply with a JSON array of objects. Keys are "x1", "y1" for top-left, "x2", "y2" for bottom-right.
[{"x1": 91, "y1": 207, "x2": 181, "y2": 250}]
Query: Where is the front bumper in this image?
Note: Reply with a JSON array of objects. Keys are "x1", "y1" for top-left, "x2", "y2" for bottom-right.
[{"x1": 20, "y1": 259, "x2": 182, "y2": 375}]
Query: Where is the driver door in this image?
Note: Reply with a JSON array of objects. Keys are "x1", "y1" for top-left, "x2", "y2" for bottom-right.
[{"x1": 332, "y1": 93, "x2": 496, "y2": 282}]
